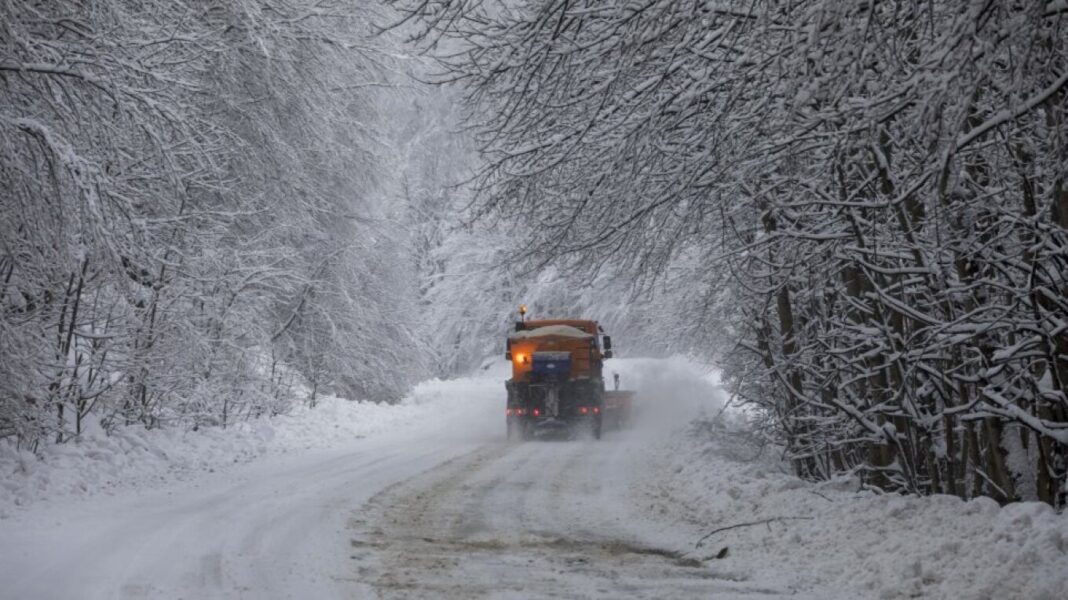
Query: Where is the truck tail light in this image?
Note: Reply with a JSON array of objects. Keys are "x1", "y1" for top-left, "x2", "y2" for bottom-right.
[
  {"x1": 506, "y1": 408, "x2": 513, "y2": 416},
  {"x1": 533, "y1": 408, "x2": 540, "y2": 417},
  {"x1": 579, "y1": 406, "x2": 588, "y2": 414},
  {"x1": 593, "y1": 406, "x2": 601, "y2": 414}
]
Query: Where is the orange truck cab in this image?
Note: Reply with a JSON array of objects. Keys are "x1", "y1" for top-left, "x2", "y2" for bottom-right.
[{"x1": 504, "y1": 316, "x2": 614, "y2": 440}]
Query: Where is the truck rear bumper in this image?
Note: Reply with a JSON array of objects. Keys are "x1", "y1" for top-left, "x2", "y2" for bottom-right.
[{"x1": 507, "y1": 414, "x2": 601, "y2": 441}]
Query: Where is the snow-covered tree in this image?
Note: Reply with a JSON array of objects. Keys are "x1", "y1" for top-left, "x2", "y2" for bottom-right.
[
  {"x1": 1, "y1": 1, "x2": 444, "y2": 446},
  {"x1": 387, "y1": 0, "x2": 1068, "y2": 506}
]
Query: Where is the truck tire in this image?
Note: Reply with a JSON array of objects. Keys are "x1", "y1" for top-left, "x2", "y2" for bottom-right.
[
  {"x1": 593, "y1": 415, "x2": 603, "y2": 440},
  {"x1": 507, "y1": 418, "x2": 529, "y2": 442},
  {"x1": 521, "y1": 420, "x2": 535, "y2": 441}
]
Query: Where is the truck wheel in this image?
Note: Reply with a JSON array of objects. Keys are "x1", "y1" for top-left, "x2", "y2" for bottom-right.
[
  {"x1": 506, "y1": 418, "x2": 515, "y2": 441},
  {"x1": 593, "y1": 415, "x2": 603, "y2": 440},
  {"x1": 521, "y1": 420, "x2": 535, "y2": 441}
]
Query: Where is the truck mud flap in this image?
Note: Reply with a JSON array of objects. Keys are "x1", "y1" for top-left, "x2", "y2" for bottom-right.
[{"x1": 532, "y1": 418, "x2": 571, "y2": 435}]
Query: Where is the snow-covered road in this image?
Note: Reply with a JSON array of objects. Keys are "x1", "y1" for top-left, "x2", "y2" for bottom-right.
[
  {"x1": 3, "y1": 359, "x2": 1065, "y2": 599},
  {"x1": 0, "y1": 424, "x2": 493, "y2": 599},
  {"x1": 349, "y1": 435, "x2": 785, "y2": 599},
  {"x1": 0, "y1": 359, "x2": 743, "y2": 600},
  {"x1": 0, "y1": 375, "x2": 501, "y2": 599}
]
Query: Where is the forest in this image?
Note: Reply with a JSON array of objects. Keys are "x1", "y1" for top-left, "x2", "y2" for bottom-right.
[
  {"x1": 3, "y1": 0, "x2": 1067, "y2": 509},
  {"x1": 0, "y1": 0, "x2": 465, "y2": 443},
  {"x1": 388, "y1": 0, "x2": 1068, "y2": 507}
]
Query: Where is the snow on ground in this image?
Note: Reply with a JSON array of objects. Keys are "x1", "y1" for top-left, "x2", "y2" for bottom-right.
[
  {"x1": 0, "y1": 370, "x2": 504, "y2": 600},
  {"x1": 0, "y1": 374, "x2": 500, "y2": 517},
  {"x1": 637, "y1": 409, "x2": 1068, "y2": 600},
  {"x1": 1, "y1": 355, "x2": 1065, "y2": 599}
]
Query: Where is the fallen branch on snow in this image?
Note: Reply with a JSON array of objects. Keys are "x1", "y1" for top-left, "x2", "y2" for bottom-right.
[{"x1": 695, "y1": 516, "x2": 814, "y2": 549}]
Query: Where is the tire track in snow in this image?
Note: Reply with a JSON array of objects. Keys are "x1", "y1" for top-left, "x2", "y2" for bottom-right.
[{"x1": 350, "y1": 437, "x2": 791, "y2": 599}]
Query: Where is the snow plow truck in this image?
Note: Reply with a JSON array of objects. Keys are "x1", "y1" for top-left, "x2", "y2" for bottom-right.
[{"x1": 504, "y1": 307, "x2": 633, "y2": 440}]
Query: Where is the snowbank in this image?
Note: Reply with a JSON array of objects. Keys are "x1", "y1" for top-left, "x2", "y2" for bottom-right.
[
  {"x1": 639, "y1": 416, "x2": 1068, "y2": 599},
  {"x1": 0, "y1": 378, "x2": 496, "y2": 517}
]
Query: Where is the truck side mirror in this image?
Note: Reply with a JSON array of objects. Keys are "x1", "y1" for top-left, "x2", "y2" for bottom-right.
[
  {"x1": 602, "y1": 335, "x2": 612, "y2": 350},
  {"x1": 505, "y1": 352, "x2": 512, "y2": 360},
  {"x1": 604, "y1": 350, "x2": 613, "y2": 359}
]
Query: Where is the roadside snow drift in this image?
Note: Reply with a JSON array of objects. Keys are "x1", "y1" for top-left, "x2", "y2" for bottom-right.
[{"x1": 640, "y1": 414, "x2": 1068, "y2": 599}]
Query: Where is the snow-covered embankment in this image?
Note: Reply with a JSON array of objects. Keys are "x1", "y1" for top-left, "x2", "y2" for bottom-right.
[
  {"x1": 0, "y1": 373, "x2": 501, "y2": 515},
  {"x1": 640, "y1": 414, "x2": 1068, "y2": 599}
]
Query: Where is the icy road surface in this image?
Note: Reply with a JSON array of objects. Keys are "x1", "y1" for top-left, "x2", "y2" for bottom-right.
[{"x1": 0, "y1": 359, "x2": 779, "y2": 600}]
